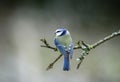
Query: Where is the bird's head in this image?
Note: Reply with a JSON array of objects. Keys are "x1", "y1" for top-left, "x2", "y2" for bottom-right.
[{"x1": 54, "y1": 28, "x2": 70, "y2": 37}]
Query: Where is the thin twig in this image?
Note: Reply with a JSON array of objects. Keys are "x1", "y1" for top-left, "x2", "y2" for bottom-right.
[
  {"x1": 40, "y1": 39, "x2": 57, "y2": 51},
  {"x1": 46, "y1": 54, "x2": 62, "y2": 70},
  {"x1": 90, "y1": 30, "x2": 120, "y2": 49},
  {"x1": 76, "y1": 55, "x2": 85, "y2": 69},
  {"x1": 76, "y1": 41, "x2": 90, "y2": 69},
  {"x1": 74, "y1": 41, "x2": 82, "y2": 49}
]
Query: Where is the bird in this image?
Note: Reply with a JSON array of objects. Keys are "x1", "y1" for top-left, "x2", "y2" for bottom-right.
[{"x1": 54, "y1": 28, "x2": 74, "y2": 71}]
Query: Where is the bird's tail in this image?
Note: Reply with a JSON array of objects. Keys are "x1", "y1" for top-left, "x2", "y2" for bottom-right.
[{"x1": 63, "y1": 54, "x2": 70, "y2": 71}]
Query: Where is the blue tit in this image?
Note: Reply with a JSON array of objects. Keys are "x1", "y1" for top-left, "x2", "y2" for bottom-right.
[{"x1": 54, "y1": 28, "x2": 74, "y2": 71}]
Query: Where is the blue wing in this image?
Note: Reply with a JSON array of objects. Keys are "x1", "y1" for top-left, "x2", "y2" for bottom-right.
[
  {"x1": 54, "y1": 38, "x2": 67, "y2": 55},
  {"x1": 54, "y1": 38, "x2": 74, "y2": 58}
]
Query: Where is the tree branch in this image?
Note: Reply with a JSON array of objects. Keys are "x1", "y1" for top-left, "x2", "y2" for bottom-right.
[
  {"x1": 90, "y1": 30, "x2": 120, "y2": 49},
  {"x1": 40, "y1": 39, "x2": 57, "y2": 51},
  {"x1": 46, "y1": 54, "x2": 62, "y2": 70},
  {"x1": 40, "y1": 30, "x2": 120, "y2": 70},
  {"x1": 76, "y1": 30, "x2": 120, "y2": 69},
  {"x1": 40, "y1": 39, "x2": 84, "y2": 70}
]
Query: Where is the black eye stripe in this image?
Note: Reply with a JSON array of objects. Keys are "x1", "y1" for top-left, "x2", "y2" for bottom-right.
[
  {"x1": 56, "y1": 31, "x2": 61, "y2": 33},
  {"x1": 60, "y1": 30, "x2": 66, "y2": 36}
]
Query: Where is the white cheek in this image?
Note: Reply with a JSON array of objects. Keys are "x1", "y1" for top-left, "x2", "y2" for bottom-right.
[{"x1": 56, "y1": 32, "x2": 62, "y2": 36}]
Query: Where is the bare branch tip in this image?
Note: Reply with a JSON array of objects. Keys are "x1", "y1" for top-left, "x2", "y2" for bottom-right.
[
  {"x1": 76, "y1": 61, "x2": 82, "y2": 69},
  {"x1": 46, "y1": 63, "x2": 53, "y2": 71}
]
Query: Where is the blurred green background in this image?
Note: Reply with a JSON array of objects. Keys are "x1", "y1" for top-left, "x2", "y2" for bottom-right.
[{"x1": 0, "y1": 0, "x2": 120, "y2": 82}]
